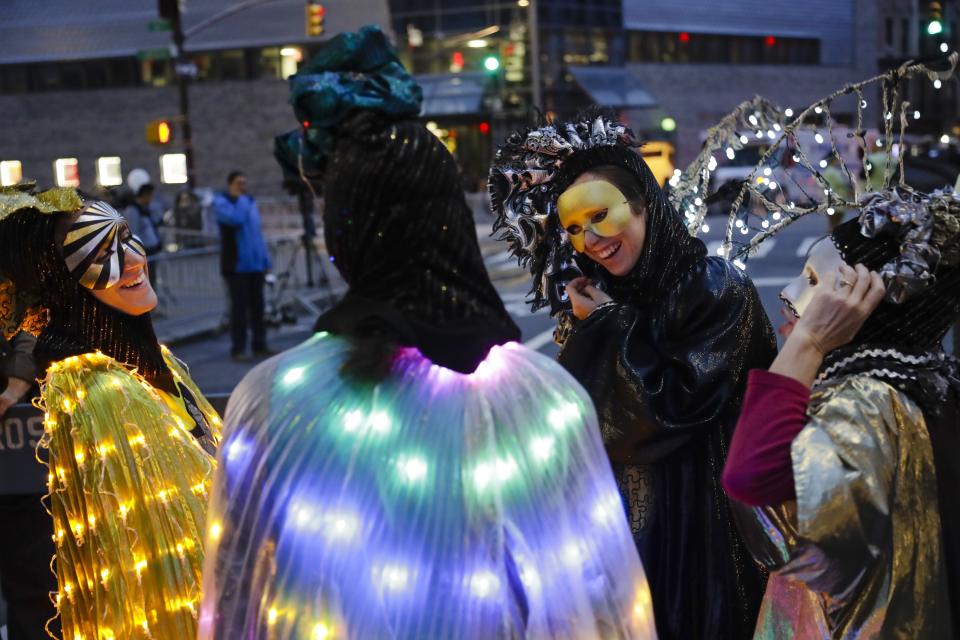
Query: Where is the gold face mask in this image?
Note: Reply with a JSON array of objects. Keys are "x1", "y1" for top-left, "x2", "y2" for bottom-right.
[{"x1": 557, "y1": 180, "x2": 634, "y2": 252}]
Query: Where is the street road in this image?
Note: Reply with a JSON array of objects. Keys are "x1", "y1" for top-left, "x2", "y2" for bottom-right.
[{"x1": 176, "y1": 213, "x2": 836, "y2": 394}]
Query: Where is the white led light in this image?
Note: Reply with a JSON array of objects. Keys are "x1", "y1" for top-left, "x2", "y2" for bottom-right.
[
  {"x1": 766, "y1": 130, "x2": 775, "y2": 139},
  {"x1": 739, "y1": 134, "x2": 749, "y2": 144},
  {"x1": 941, "y1": 43, "x2": 949, "y2": 53},
  {"x1": 763, "y1": 167, "x2": 772, "y2": 176},
  {"x1": 814, "y1": 105, "x2": 823, "y2": 114},
  {"x1": 397, "y1": 455, "x2": 428, "y2": 483},
  {"x1": 941, "y1": 134, "x2": 951, "y2": 144},
  {"x1": 282, "y1": 366, "x2": 305, "y2": 386},
  {"x1": 530, "y1": 436, "x2": 555, "y2": 462},
  {"x1": 827, "y1": 207, "x2": 836, "y2": 215},
  {"x1": 755, "y1": 130, "x2": 764, "y2": 139},
  {"x1": 772, "y1": 212, "x2": 782, "y2": 221},
  {"x1": 934, "y1": 79, "x2": 943, "y2": 89},
  {"x1": 769, "y1": 181, "x2": 778, "y2": 190},
  {"x1": 726, "y1": 147, "x2": 736, "y2": 160},
  {"x1": 814, "y1": 133, "x2": 824, "y2": 144},
  {"x1": 784, "y1": 108, "x2": 794, "y2": 117},
  {"x1": 469, "y1": 571, "x2": 499, "y2": 598},
  {"x1": 700, "y1": 223, "x2": 710, "y2": 233},
  {"x1": 819, "y1": 159, "x2": 828, "y2": 168},
  {"x1": 748, "y1": 114, "x2": 759, "y2": 126},
  {"x1": 370, "y1": 411, "x2": 392, "y2": 434},
  {"x1": 914, "y1": 110, "x2": 921, "y2": 119}
]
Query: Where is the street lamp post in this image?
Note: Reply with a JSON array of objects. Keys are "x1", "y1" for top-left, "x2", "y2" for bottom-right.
[
  {"x1": 158, "y1": 0, "x2": 287, "y2": 189},
  {"x1": 168, "y1": 6, "x2": 196, "y2": 188}
]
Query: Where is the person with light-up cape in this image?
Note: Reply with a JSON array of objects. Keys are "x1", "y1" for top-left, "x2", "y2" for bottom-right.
[{"x1": 198, "y1": 26, "x2": 656, "y2": 640}]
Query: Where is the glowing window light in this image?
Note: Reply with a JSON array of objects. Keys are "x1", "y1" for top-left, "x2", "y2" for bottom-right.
[
  {"x1": 0, "y1": 160, "x2": 23, "y2": 186},
  {"x1": 96, "y1": 156, "x2": 123, "y2": 187},
  {"x1": 159, "y1": 153, "x2": 188, "y2": 184},
  {"x1": 397, "y1": 455, "x2": 428, "y2": 483},
  {"x1": 530, "y1": 435, "x2": 555, "y2": 462},
  {"x1": 468, "y1": 571, "x2": 499, "y2": 598},
  {"x1": 54, "y1": 157, "x2": 79, "y2": 187},
  {"x1": 282, "y1": 366, "x2": 306, "y2": 386}
]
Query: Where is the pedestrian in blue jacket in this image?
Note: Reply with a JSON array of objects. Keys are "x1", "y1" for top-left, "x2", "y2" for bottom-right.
[{"x1": 214, "y1": 171, "x2": 273, "y2": 360}]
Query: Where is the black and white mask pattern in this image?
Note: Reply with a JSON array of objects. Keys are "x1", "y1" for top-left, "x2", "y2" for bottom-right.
[{"x1": 63, "y1": 201, "x2": 146, "y2": 290}]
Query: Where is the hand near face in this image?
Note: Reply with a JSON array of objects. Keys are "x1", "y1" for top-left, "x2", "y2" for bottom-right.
[
  {"x1": 565, "y1": 276, "x2": 613, "y2": 320},
  {"x1": 791, "y1": 264, "x2": 886, "y2": 356},
  {"x1": 770, "y1": 263, "x2": 885, "y2": 387}
]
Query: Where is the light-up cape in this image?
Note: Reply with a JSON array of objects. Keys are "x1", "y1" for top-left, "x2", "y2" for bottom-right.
[{"x1": 198, "y1": 332, "x2": 656, "y2": 639}]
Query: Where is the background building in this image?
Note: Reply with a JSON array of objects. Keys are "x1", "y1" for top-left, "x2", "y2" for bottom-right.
[{"x1": 0, "y1": 0, "x2": 390, "y2": 197}]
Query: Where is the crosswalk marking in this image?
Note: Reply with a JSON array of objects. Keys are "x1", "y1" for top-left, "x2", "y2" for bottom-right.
[{"x1": 795, "y1": 236, "x2": 820, "y2": 257}]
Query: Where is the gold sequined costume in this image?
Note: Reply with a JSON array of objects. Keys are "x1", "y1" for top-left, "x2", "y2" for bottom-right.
[{"x1": 739, "y1": 373, "x2": 955, "y2": 638}]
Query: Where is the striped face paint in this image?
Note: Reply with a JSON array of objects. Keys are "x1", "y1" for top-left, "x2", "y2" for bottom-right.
[{"x1": 63, "y1": 201, "x2": 147, "y2": 290}]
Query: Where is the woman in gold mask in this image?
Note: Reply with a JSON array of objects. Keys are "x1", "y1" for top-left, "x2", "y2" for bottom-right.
[{"x1": 489, "y1": 113, "x2": 777, "y2": 639}]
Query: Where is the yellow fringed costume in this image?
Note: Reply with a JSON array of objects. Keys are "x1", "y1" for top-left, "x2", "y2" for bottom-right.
[{"x1": 40, "y1": 348, "x2": 221, "y2": 640}]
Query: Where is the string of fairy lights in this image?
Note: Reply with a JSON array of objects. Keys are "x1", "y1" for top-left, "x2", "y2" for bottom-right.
[
  {"x1": 668, "y1": 52, "x2": 958, "y2": 267},
  {"x1": 38, "y1": 350, "x2": 219, "y2": 640}
]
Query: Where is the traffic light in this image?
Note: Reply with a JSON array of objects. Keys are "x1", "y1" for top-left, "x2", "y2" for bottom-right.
[
  {"x1": 306, "y1": 1, "x2": 325, "y2": 37},
  {"x1": 146, "y1": 119, "x2": 173, "y2": 145},
  {"x1": 926, "y1": 1, "x2": 944, "y2": 35},
  {"x1": 483, "y1": 55, "x2": 500, "y2": 72}
]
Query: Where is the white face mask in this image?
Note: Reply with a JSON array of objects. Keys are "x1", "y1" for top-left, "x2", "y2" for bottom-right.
[{"x1": 780, "y1": 237, "x2": 846, "y2": 319}]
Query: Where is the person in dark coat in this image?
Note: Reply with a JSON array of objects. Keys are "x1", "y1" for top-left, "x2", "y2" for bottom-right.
[{"x1": 490, "y1": 114, "x2": 777, "y2": 639}]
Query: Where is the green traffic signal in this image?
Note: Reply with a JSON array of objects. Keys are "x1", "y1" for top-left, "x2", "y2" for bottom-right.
[
  {"x1": 928, "y1": 19, "x2": 944, "y2": 35},
  {"x1": 483, "y1": 56, "x2": 500, "y2": 72}
]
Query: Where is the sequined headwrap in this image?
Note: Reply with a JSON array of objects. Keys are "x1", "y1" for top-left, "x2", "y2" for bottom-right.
[
  {"x1": 825, "y1": 188, "x2": 960, "y2": 352},
  {"x1": 489, "y1": 112, "x2": 706, "y2": 321},
  {"x1": 275, "y1": 27, "x2": 520, "y2": 375},
  {"x1": 274, "y1": 25, "x2": 423, "y2": 188},
  {"x1": 0, "y1": 187, "x2": 171, "y2": 385}
]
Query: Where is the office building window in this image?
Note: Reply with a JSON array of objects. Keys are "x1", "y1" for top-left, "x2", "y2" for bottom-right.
[
  {"x1": 628, "y1": 31, "x2": 820, "y2": 65},
  {"x1": 96, "y1": 157, "x2": 123, "y2": 187},
  {"x1": 54, "y1": 158, "x2": 80, "y2": 187},
  {"x1": 160, "y1": 153, "x2": 188, "y2": 184},
  {"x1": 0, "y1": 161, "x2": 23, "y2": 186}
]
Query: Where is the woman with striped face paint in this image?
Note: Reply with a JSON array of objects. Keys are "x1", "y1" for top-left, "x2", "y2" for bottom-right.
[
  {"x1": 0, "y1": 186, "x2": 221, "y2": 640},
  {"x1": 62, "y1": 200, "x2": 158, "y2": 315}
]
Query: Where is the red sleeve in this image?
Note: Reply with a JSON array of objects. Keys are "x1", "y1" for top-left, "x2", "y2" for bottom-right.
[{"x1": 722, "y1": 369, "x2": 811, "y2": 506}]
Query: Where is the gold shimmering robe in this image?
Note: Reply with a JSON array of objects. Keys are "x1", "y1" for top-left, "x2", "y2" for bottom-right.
[
  {"x1": 39, "y1": 349, "x2": 222, "y2": 640},
  {"x1": 735, "y1": 375, "x2": 954, "y2": 639}
]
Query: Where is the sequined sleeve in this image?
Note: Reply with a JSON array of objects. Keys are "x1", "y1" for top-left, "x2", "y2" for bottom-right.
[{"x1": 787, "y1": 376, "x2": 914, "y2": 595}]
